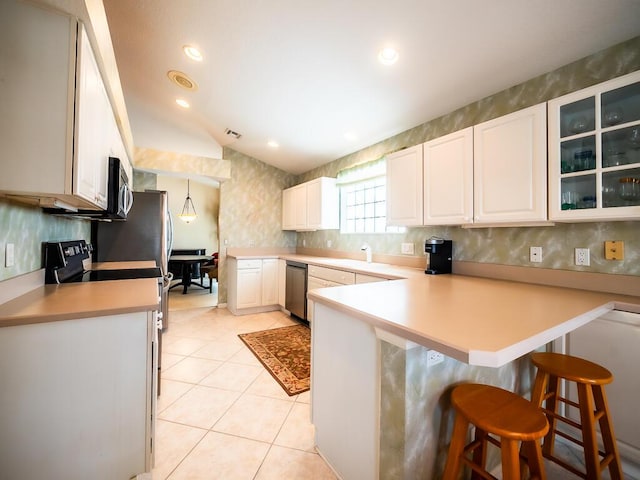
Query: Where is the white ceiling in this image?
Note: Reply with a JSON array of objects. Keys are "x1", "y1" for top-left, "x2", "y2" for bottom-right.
[{"x1": 101, "y1": 0, "x2": 640, "y2": 175}]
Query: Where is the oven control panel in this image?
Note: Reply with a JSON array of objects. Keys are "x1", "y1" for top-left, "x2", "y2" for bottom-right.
[{"x1": 43, "y1": 240, "x2": 91, "y2": 284}]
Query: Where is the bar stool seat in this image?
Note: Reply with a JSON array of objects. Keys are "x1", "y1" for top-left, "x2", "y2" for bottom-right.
[
  {"x1": 443, "y1": 383, "x2": 549, "y2": 480},
  {"x1": 530, "y1": 352, "x2": 622, "y2": 480}
]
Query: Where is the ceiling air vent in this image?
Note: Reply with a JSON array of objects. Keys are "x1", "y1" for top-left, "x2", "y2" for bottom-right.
[
  {"x1": 225, "y1": 128, "x2": 242, "y2": 140},
  {"x1": 167, "y1": 70, "x2": 198, "y2": 91}
]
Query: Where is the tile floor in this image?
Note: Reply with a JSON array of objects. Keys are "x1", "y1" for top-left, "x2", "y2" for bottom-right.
[
  {"x1": 155, "y1": 288, "x2": 337, "y2": 479},
  {"x1": 161, "y1": 285, "x2": 637, "y2": 480}
]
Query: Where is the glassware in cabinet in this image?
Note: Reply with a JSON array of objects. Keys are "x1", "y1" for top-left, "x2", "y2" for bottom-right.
[
  {"x1": 560, "y1": 97, "x2": 595, "y2": 138},
  {"x1": 549, "y1": 70, "x2": 640, "y2": 220}
]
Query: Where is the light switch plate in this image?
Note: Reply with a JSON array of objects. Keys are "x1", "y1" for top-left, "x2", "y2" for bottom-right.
[{"x1": 604, "y1": 241, "x2": 624, "y2": 260}]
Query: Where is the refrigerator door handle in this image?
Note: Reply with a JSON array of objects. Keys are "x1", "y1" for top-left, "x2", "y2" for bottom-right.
[{"x1": 167, "y1": 210, "x2": 174, "y2": 255}]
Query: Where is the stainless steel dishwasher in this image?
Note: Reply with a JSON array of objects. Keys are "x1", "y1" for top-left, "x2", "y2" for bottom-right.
[{"x1": 285, "y1": 261, "x2": 307, "y2": 321}]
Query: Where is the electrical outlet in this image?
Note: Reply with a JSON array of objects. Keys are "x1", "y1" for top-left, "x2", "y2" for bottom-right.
[
  {"x1": 5, "y1": 243, "x2": 14, "y2": 267},
  {"x1": 529, "y1": 246, "x2": 542, "y2": 263},
  {"x1": 426, "y1": 350, "x2": 444, "y2": 367},
  {"x1": 327, "y1": 240, "x2": 332, "y2": 248},
  {"x1": 401, "y1": 242, "x2": 414, "y2": 255},
  {"x1": 575, "y1": 248, "x2": 590, "y2": 266}
]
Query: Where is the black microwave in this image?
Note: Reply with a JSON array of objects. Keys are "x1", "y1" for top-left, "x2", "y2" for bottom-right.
[{"x1": 43, "y1": 157, "x2": 133, "y2": 220}]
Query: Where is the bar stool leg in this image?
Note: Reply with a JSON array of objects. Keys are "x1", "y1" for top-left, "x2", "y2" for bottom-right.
[
  {"x1": 577, "y1": 383, "x2": 601, "y2": 479},
  {"x1": 500, "y1": 438, "x2": 521, "y2": 480},
  {"x1": 592, "y1": 385, "x2": 623, "y2": 480},
  {"x1": 443, "y1": 414, "x2": 469, "y2": 480},
  {"x1": 522, "y1": 439, "x2": 547, "y2": 480},
  {"x1": 470, "y1": 427, "x2": 488, "y2": 480}
]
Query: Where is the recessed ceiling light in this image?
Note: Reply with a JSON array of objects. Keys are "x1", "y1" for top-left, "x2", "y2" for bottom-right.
[
  {"x1": 378, "y1": 47, "x2": 399, "y2": 66},
  {"x1": 267, "y1": 140, "x2": 279, "y2": 148},
  {"x1": 183, "y1": 45, "x2": 203, "y2": 62},
  {"x1": 176, "y1": 98, "x2": 190, "y2": 108}
]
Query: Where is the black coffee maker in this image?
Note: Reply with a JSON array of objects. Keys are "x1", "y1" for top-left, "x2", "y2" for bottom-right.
[{"x1": 424, "y1": 237, "x2": 452, "y2": 274}]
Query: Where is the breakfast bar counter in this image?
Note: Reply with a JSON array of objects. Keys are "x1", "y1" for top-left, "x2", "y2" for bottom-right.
[
  {"x1": 307, "y1": 275, "x2": 640, "y2": 480},
  {"x1": 308, "y1": 273, "x2": 640, "y2": 367}
]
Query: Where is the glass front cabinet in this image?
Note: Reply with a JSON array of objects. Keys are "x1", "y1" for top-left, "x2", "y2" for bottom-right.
[{"x1": 548, "y1": 70, "x2": 640, "y2": 221}]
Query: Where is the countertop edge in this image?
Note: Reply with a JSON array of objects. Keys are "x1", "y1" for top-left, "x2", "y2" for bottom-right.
[{"x1": 0, "y1": 279, "x2": 160, "y2": 328}]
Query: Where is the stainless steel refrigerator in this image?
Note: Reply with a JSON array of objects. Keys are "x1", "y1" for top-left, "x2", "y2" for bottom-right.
[{"x1": 91, "y1": 190, "x2": 174, "y2": 328}]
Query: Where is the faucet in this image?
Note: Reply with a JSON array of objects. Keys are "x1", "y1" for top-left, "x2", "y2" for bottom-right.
[{"x1": 361, "y1": 243, "x2": 372, "y2": 263}]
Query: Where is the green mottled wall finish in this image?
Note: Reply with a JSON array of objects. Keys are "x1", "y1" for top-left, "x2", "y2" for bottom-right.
[
  {"x1": 297, "y1": 36, "x2": 640, "y2": 276},
  {"x1": 132, "y1": 170, "x2": 157, "y2": 191},
  {"x1": 379, "y1": 341, "x2": 537, "y2": 479},
  {"x1": 0, "y1": 198, "x2": 90, "y2": 281},
  {"x1": 218, "y1": 148, "x2": 297, "y2": 302}
]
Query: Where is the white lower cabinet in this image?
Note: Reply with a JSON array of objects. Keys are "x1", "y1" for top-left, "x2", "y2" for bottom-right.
[
  {"x1": 227, "y1": 257, "x2": 281, "y2": 315},
  {"x1": 278, "y1": 259, "x2": 286, "y2": 307},
  {"x1": 307, "y1": 266, "x2": 388, "y2": 322},
  {"x1": 559, "y1": 310, "x2": 640, "y2": 469},
  {"x1": 355, "y1": 273, "x2": 387, "y2": 284},
  {"x1": 0, "y1": 311, "x2": 156, "y2": 479},
  {"x1": 261, "y1": 258, "x2": 278, "y2": 306}
]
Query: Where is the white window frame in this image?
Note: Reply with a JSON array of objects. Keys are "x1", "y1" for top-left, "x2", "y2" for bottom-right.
[{"x1": 337, "y1": 159, "x2": 405, "y2": 234}]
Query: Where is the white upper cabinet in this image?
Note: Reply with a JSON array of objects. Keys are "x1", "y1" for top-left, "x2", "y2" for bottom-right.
[
  {"x1": 548, "y1": 70, "x2": 640, "y2": 221},
  {"x1": 0, "y1": 1, "x2": 125, "y2": 210},
  {"x1": 386, "y1": 145, "x2": 424, "y2": 226},
  {"x1": 473, "y1": 103, "x2": 548, "y2": 224},
  {"x1": 74, "y1": 25, "x2": 110, "y2": 209},
  {"x1": 282, "y1": 177, "x2": 339, "y2": 231},
  {"x1": 423, "y1": 127, "x2": 474, "y2": 225}
]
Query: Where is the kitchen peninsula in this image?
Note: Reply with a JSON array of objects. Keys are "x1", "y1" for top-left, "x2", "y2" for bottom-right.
[{"x1": 306, "y1": 270, "x2": 640, "y2": 479}]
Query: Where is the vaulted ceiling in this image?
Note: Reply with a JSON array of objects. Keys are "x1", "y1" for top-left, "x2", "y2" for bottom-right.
[{"x1": 102, "y1": 0, "x2": 640, "y2": 174}]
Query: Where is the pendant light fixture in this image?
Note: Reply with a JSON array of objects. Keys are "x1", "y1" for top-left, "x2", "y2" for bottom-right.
[{"x1": 178, "y1": 179, "x2": 197, "y2": 223}]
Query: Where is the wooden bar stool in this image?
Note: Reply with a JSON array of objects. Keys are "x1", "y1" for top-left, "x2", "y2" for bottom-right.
[
  {"x1": 530, "y1": 352, "x2": 622, "y2": 480},
  {"x1": 443, "y1": 383, "x2": 549, "y2": 480}
]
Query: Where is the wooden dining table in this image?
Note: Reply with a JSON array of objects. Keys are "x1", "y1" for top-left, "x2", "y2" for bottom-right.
[{"x1": 168, "y1": 255, "x2": 213, "y2": 294}]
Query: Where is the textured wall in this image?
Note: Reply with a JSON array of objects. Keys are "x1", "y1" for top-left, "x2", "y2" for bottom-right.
[
  {"x1": 297, "y1": 36, "x2": 640, "y2": 276},
  {"x1": 379, "y1": 342, "x2": 536, "y2": 479},
  {"x1": 0, "y1": 198, "x2": 90, "y2": 282},
  {"x1": 217, "y1": 148, "x2": 297, "y2": 302},
  {"x1": 157, "y1": 175, "x2": 220, "y2": 253}
]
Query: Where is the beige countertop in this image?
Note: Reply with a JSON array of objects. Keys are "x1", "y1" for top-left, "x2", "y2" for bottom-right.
[
  {"x1": 91, "y1": 260, "x2": 157, "y2": 270},
  {"x1": 0, "y1": 278, "x2": 160, "y2": 328},
  {"x1": 309, "y1": 276, "x2": 639, "y2": 367},
  {"x1": 227, "y1": 250, "x2": 640, "y2": 367}
]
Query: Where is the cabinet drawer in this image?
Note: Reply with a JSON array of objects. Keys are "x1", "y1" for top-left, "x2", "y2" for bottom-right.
[
  {"x1": 237, "y1": 259, "x2": 263, "y2": 269},
  {"x1": 308, "y1": 265, "x2": 355, "y2": 285},
  {"x1": 308, "y1": 276, "x2": 343, "y2": 290},
  {"x1": 355, "y1": 274, "x2": 387, "y2": 284}
]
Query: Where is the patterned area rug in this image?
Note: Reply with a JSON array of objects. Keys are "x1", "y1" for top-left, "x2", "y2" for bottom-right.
[{"x1": 238, "y1": 324, "x2": 310, "y2": 396}]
